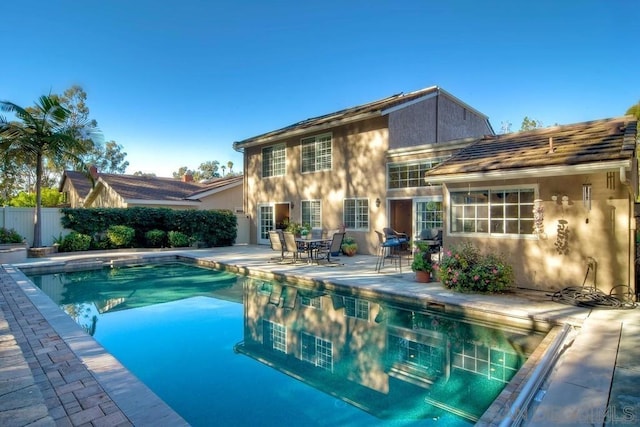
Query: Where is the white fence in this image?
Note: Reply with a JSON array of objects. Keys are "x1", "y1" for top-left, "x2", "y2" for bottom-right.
[
  {"x1": 0, "y1": 207, "x2": 69, "y2": 247},
  {"x1": 0, "y1": 207, "x2": 250, "y2": 247}
]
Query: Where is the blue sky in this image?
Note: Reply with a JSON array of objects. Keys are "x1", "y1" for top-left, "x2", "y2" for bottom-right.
[{"x1": 2, "y1": 0, "x2": 638, "y2": 177}]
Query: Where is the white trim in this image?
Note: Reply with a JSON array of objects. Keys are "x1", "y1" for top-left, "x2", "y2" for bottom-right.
[
  {"x1": 124, "y1": 199, "x2": 201, "y2": 206},
  {"x1": 381, "y1": 92, "x2": 438, "y2": 115},
  {"x1": 186, "y1": 180, "x2": 242, "y2": 200},
  {"x1": 425, "y1": 160, "x2": 632, "y2": 184}
]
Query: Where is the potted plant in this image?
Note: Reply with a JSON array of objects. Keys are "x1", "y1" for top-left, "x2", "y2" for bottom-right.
[
  {"x1": 411, "y1": 241, "x2": 433, "y2": 282},
  {"x1": 341, "y1": 235, "x2": 358, "y2": 256},
  {"x1": 300, "y1": 223, "x2": 312, "y2": 239}
]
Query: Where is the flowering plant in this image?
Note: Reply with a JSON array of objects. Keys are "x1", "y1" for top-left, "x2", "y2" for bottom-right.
[{"x1": 437, "y1": 242, "x2": 514, "y2": 293}]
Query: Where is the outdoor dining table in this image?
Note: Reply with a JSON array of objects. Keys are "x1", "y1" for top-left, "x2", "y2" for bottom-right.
[{"x1": 295, "y1": 237, "x2": 331, "y2": 263}]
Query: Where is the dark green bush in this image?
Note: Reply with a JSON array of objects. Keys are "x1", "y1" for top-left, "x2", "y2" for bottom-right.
[
  {"x1": 59, "y1": 232, "x2": 92, "y2": 252},
  {"x1": 168, "y1": 231, "x2": 190, "y2": 248},
  {"x1": 60, "y1": 207, "x2": 237, "y2": 247},
  {"x1": 0, "y1": 228, "x2": 23, "y2": 244},
  {"x1": 106, "y1": 225, "x2": 136, "y2": 248},
  {"x1": 145, "y1": 229, "x2": 166, "y2": 248}
]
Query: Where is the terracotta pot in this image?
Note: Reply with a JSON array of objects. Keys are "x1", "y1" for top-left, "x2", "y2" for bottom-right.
[{"x1": 415, "y1": 270, "x2": 431, "y2": 283}]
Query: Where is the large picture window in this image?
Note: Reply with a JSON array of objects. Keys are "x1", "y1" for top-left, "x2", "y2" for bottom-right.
[
  {"x1": 301, "y1": 200, "x2": 322, "y2": 229},
  {"x1": 343, "y1": 198, "x2": 369, "y2": 230},
  {"x1": 262, "y1": 144, "x2": 285, "y2": 177},
  {"x1": 301, "y1": 134, "x2": 332, "y2": 173},
  {"x1": 388, "y1": 158, "x2": 448, "y2": 189},
  {"x1": 450, "y1": 187, "x2": 535, "y2": 235}
]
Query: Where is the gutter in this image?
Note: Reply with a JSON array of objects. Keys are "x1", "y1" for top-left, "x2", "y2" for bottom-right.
[{"x1": 424, "y1": 160, "x2": 631, "y2": 184}]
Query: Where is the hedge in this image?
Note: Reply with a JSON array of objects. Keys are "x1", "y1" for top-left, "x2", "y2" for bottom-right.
[{"x1": 60, "y1": 207, "x2": 237, "y2": 248}]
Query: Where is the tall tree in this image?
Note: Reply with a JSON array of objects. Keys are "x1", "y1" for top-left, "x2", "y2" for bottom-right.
[
  {"x1": 520, "y1": 116, "x2": 543, "y2": 131},
  {"x1": 198, "y1": 160, "x2": 220, "y2": 180},
  {"x1": 626, "y1": 101, "x2": 640, "y2": 120},
  {"x1": 0, "y1": 95, "x2": 97, "y2": 247}
]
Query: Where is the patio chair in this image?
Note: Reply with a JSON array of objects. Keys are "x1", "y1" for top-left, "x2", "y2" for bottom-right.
[
  {"x1": 315, "y1": 232, "x2": 345, "y2": 264},
  {"x1": 268, "y1": 230, "x2": 287, "y2": 262},
  {"x1": 282, "y1": 231, "x2": 308, "y2": 263},
  {"x1": 375, "y1": 230, "x2": 402, "y2": 273}
]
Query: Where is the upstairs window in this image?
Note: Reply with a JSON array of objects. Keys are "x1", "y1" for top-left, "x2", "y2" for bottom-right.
[
  {"x1": 262, "y1": 144, "x2": 285, "y2": 177},
  {"x1": 388, "y1": 158, "x2": 448, "y2": 189},
  {"x1": 301, "y1": 133, "x2": 332, "y2": 173}
]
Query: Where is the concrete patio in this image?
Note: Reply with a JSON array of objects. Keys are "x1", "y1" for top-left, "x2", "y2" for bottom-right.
[{"x1": 1, "y1": 244, "x2": 639, "y2": 426}]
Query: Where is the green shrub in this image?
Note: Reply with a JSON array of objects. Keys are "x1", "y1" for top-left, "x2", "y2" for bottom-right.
[
  {"x1": 0, "y1": 228, "x2": 23, "y2": 244},
  {"x1": 106, "y1": 225, "x2": 136, "y2": 248},
  {"x1": 437, "y1": 242, "x2": 514, "y2": 293},
  {"x1": 59, "y1": 232, "x2": 92, "y2": 252},
  {"x1": 168, "y1": 231, "x2": 190, "y2": 248},
  {"x1": 145, "y1": 229, "x2": 166, "y2": 248}
]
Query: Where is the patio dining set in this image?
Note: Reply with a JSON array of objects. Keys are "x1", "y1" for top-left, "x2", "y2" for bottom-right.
[{"x1": 268, "y1": 229, "x2": 345, "y2": 265}]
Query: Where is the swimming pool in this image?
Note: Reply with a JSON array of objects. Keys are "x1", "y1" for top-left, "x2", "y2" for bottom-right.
[{"x1": 29, "y1": 262, "x2": 545, "y2": 426}]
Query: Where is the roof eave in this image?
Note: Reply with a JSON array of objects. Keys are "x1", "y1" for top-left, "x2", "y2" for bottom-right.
[
  {"x1": 124, "y1": 199, "x2": 201, "y2": 206},
  {"x1": 424, "y1": 160, "x2": 632, "y2": 184},
  {"x1": 233, "y1": 111, "x2": 382, "y2": 149}
]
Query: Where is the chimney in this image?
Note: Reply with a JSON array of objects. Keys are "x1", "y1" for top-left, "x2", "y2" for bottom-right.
[
  {"x1": 182, "y1": 173, "x2": 194, "y2": 182},
  {"x1": 89, "y1": 165, "x2": 98, "y2": 179}
]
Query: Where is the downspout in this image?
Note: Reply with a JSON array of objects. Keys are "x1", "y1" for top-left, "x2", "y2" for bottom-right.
[
  {"x1": 233, "y1": 143, "x2": 247, "y2": 217},
  {"x1": 620, "y1": 165, "x2": 636, "y2": 295}
]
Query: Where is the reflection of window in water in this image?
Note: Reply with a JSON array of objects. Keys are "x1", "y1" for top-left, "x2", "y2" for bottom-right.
[
  {"x1": 258, "y1": 281, "x2": 273, "y2": 296},
  {"x1": 344, "y1": 297, "x2": 369, "y2": 320},
  {"x1": 262, "y1": 320, "x2": 287, "y2": 353},
  {"x1": 452, "y1": 342, "x2": 520, "y2": 383},
  {"x1": 300, "y1": 332, "x2": 333, "y2": 372},
  {"x1": 388, "y1": 334, "x2": 444, "y2": 376},
  {"x1": 300, "y1": 295, "x2": 322, "y2": 309}
]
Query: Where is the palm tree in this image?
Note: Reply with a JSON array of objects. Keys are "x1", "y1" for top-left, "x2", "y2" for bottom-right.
[{"x1": 0, "y1": 95, "x2": 95, "y2": 247}]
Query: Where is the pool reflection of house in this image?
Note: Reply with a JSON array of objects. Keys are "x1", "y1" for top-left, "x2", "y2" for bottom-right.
[{"x1": 234, "y1": 280, "x2": 544, "y2": 422}]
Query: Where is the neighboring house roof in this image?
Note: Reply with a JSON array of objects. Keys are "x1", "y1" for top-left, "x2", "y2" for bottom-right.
[
  {"x1": 424, "y1": 116, "x2": 638, "y2": 183},
  {"x1": 233, "y1": 86, "x2": 492, "y2": 149},
  {"x1": 63, "y1": 171, "x2": 243, "y2": 207},
  {"x1": 59, "y1": 170, "x2": 94, "y2": 195}
]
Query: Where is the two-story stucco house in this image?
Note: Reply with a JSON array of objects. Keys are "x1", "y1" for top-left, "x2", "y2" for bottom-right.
[{"x1": 232, "y1": 86, "x2": 493, "y2": 253}]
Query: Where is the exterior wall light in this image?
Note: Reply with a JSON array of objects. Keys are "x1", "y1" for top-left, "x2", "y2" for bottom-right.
[{"x1": 375, "y1": 198, "x2": 381, "y2": 208}]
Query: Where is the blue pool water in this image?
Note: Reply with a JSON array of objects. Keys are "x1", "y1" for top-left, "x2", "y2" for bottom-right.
[{"x1": 29, "y1": 263, "x2": 543, "y2": 426}]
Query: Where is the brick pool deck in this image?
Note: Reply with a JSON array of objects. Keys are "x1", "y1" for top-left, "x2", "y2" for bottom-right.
[{"x1": 1, "y1": 245, "x2": 639, "y2": 426}]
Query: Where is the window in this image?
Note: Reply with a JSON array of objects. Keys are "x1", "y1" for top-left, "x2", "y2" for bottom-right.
[
  {"x1": 301, "y1": 332, "x2": 333, "y2": 371},
  {"x1": 301, "y1": 134, "x2": 332, "y2": 173},
  {"x1": 262, "y1": 144, "x2": 286, "y2": 177},
  {"x1": 301, "y1": 200, "x2": 322, "y2": 229},
  {"x1": 388, "y1": 158, "x2": 448, "y2": 189},
  {"x1": 450, "y1": 187, "x2": 535, "y2": 235},
  {"x1": 343, "y1": 198, "x2": 369, "y2": 230},
  {"x1": 344, "y1": 297, "x2": 369, "y2": 320},
  {"x1": 415, "y1": 200, "x2": 443, "y2": 232},
  {"x1": 262, "y1": 320, "x2": 287, "y2": 353},
  {"x1": 300, "y1": 295, "x2": 322, "y2": 309}
]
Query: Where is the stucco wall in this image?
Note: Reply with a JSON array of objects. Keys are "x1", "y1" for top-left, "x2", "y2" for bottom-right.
[
  {"x1": 444, "y1": 173, "x2": 633, "y2": 294},
  {"x1": 245, "y1": 116, "x2": 389, "y2": 251}
]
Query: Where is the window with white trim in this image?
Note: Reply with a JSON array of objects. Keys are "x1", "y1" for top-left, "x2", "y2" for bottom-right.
[
  {"x1": 301, "y1": 200, "x2": 321, "y2": 229},
  {"x1": 300, "y1": 332, "x2": 333, "y2": 372},
  {"x1": 388, "y1": 158, "x2": 449, "y2": 189},
  {"x1": 415, "y1": 200, "x2": 443, "y2": 232},
  {"x1": 262, "y1": 320, "x2": 287, "y2": 353},
  {"x1": 450, "y1": 187, "x2": 535, "y2": 235},
  {"x1": 343, "y1": 198, "x2": 369, "y2": 230},
  {"x1": 301, "y1": 133, "x2": 332, "y2": 173},
  {"x1": 343, "y1": 297, "x2": 369, "y2": 320},
  {"x1": 262, "y1": 144, "x2": 286, "y2": 177}
]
